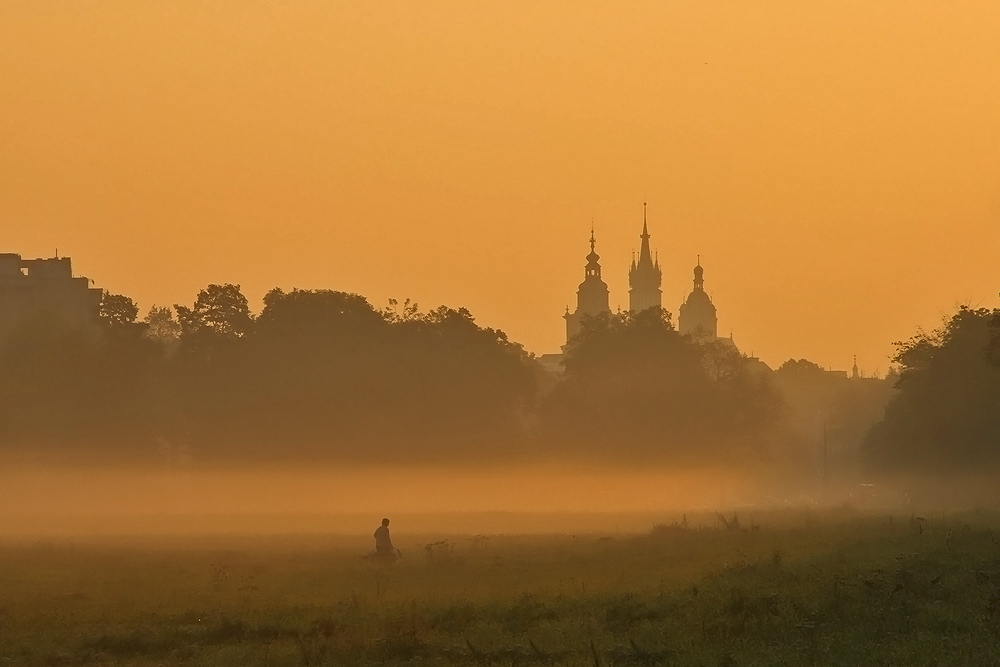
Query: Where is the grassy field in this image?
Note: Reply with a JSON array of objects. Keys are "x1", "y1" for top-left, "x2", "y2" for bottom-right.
[{"x1": 2, "y1": 508, "x2": 1000, "y2": 666}]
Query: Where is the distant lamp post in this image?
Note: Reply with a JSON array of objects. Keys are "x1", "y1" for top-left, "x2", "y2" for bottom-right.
[
  {"x1": 822, "y1": 416, "x2": 829, "y2": 487},
  {"x1": 818, "y1": 407, "x2": 830, "y2": 490}
]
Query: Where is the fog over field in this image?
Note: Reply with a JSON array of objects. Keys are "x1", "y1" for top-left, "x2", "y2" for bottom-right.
[
  {"x1": 4, "y1": 459, "x2": 1000, "y2": 540},
  {"x1": 0, "y1": 462, "x2": 766, "y2": 535}
]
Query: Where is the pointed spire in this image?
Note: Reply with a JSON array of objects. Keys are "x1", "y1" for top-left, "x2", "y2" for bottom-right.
[
  {"x1": 589, "y1": 220, "x2": 596, "y2": 253},
  {"x1": 637, "y1": 202, "x2": 653, "y2": 265}
]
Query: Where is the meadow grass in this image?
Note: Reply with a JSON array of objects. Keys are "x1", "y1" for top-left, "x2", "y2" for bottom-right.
[{"x1": 2, "y1": 507, "x2": 999, "y2": 665}]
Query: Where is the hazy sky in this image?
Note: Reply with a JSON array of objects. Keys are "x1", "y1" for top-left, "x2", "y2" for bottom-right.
[{"x1": 3, "y1": 1, "x2": 998, "y2": 371}]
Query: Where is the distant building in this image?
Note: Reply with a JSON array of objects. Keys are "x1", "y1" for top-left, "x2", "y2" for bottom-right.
[
  {"x1": 628, "y1": 202, "x2": 662, "y2": 314},
  {"x1": 0, "y1": 253, "x2": 103, "y2": 341},
  {"x1": 678, "y1": 259, "x2": 718, "y2": 339},
  {"x1": 564, "y1": 228, "x2": 611, "y2": 348},
  {"x1": 536, "y1": 353, "x2": 565, "y2": 375},
  {"x1": 744, "y1": 356, "x2": 774, "y2": 376}
]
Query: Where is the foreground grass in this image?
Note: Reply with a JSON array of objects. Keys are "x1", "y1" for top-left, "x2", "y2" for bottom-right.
[{"x1": 2, "y1": 508, "x2": 1000, "y2": 666}]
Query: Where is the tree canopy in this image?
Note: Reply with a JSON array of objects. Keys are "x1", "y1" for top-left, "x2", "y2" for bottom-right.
[
  {"x1": 864, "y1": 306, "x2": 1000, "y2": 471},
  {"x1": 541, "y1": 308, "x2": 781, "y2": 461},
  {"x1": 98, "y1": 293, "x2": 139, "y2": 329},
  {"x1": 0, "y1": 285, "x2": 538, "y2": 462}
]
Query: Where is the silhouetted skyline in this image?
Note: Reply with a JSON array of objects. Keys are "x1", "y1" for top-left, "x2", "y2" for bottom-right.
[{"x1": 3, "y1": 2, "x2": 998, "y2": 372}]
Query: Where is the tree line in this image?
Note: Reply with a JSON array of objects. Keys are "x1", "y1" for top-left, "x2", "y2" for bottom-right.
[
  {"x1": 0, "y1": 285, "x2": 784, "y2": 463},
  {"x1": 2, "y1": 281, "x2": 995, "y2": 470}
]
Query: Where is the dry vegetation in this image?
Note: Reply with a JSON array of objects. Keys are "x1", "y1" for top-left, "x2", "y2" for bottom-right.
[{"x1": 3, "y1": 508, "x2": 1000, "y2": 666}]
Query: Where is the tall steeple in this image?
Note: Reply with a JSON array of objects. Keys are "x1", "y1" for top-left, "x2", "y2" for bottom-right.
[
  {"x1": 564, "y1": 225, "x2": 611, "y2": 347},
  {"x1": 638, "y1": 203, "x2": 653, "y2": 265},
  {"x1": 586, "y1": 224, "x2": 599, "y2": 275},
  {"x1": 628, "y1": 202, "x2": 662, "y2": 313}
]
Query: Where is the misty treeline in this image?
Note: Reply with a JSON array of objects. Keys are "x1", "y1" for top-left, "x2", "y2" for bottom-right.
[
  {"x1": 0, "y1": 284, "x2": 783, "y2": 463},
  {"x1": 0, "y1": 286, "x2": 534, "y2": 460},
  {"x1": 3, "y1": 283, "x2": 995, "y2": 471}
]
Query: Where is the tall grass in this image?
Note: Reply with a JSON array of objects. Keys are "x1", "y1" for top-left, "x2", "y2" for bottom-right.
[{"x1": 1, "y1": 509, "x2": 999, "y2": 665}]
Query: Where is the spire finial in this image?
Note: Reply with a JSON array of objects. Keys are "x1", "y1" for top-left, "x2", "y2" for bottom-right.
[
  {"x1": 693, "y1": 256, "x2": 705, "y2": 290},
  {"x1": 589, "y1": 221, "x2": 596, "y2": 252},
  {"x1": 638, "y1": 202, "x2": 651, "y2": 255}
]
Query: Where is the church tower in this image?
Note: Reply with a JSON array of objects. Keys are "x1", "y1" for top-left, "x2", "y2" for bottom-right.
[
  {"x1": 564, "y1": 227, "x2": 611, "y2": 346},
  {"x1": 628, "y1": 203, "x2": 662, "y2": 313},
  {"x1": 678, "y1": 259, "x2": 718, "y2": 339}
]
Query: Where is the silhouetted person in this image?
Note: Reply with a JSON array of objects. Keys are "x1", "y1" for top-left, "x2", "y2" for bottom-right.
[{"x1": 374, "y1": 518, "x2": 394, "y2": 555}]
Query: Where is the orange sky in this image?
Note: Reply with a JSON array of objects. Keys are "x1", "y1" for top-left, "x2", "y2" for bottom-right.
[{"x1": 2, "y1": 1, "x2": 998, "y2": 372}]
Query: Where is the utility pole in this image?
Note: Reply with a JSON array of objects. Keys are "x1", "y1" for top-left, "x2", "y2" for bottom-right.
[{"x1": 822, "y1": 418, "x2": 829, "y2": 487}]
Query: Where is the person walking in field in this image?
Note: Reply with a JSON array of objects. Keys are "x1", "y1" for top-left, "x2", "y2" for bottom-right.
[{"x1": 374, "y1": 518, "x2": 397, "y2": 562}]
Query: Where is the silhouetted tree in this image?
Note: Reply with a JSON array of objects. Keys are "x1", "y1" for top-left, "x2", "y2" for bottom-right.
[
  {"x1": 383, "y1": 304, "x2": 536, "y2": 453},
  {"x1": 240, "y1": 288, "x2": 392, "y2": 449},
  {"x1": 143, "y1": 305, "x2": 181, "y2": 349},
  {"x1": 988, "y1": 305, "x2": 1000, "y2": 367},
  {"x1": 776, "y1": 358, "x2": 825, "y2": 379},
  {"x1": 864, "y1": 307, "x2": 1000, "y2": 470},
  {"x1": 175, "y1": 284, "x2": 253, "y2": 338},
  {"x1": 98, "y1": 293, "x2": 139, "y2": 329}
]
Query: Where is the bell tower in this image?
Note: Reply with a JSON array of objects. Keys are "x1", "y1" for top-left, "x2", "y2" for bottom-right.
[{"x1": 564, "y1": 226, "x2": 611, "y2": 346}]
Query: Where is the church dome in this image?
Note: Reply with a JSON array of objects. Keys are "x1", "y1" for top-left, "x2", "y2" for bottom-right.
[
  {"x1": 683, "y1": 287, "x2": 714, "y2": 310},
  {"x1": 678, "y1": 260, "x2": 718, "y2": 338}
]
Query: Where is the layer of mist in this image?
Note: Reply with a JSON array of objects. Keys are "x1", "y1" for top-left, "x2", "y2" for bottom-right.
[{"x1": 4, "y1": 461, "x2": 1000, "y2": 539}]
